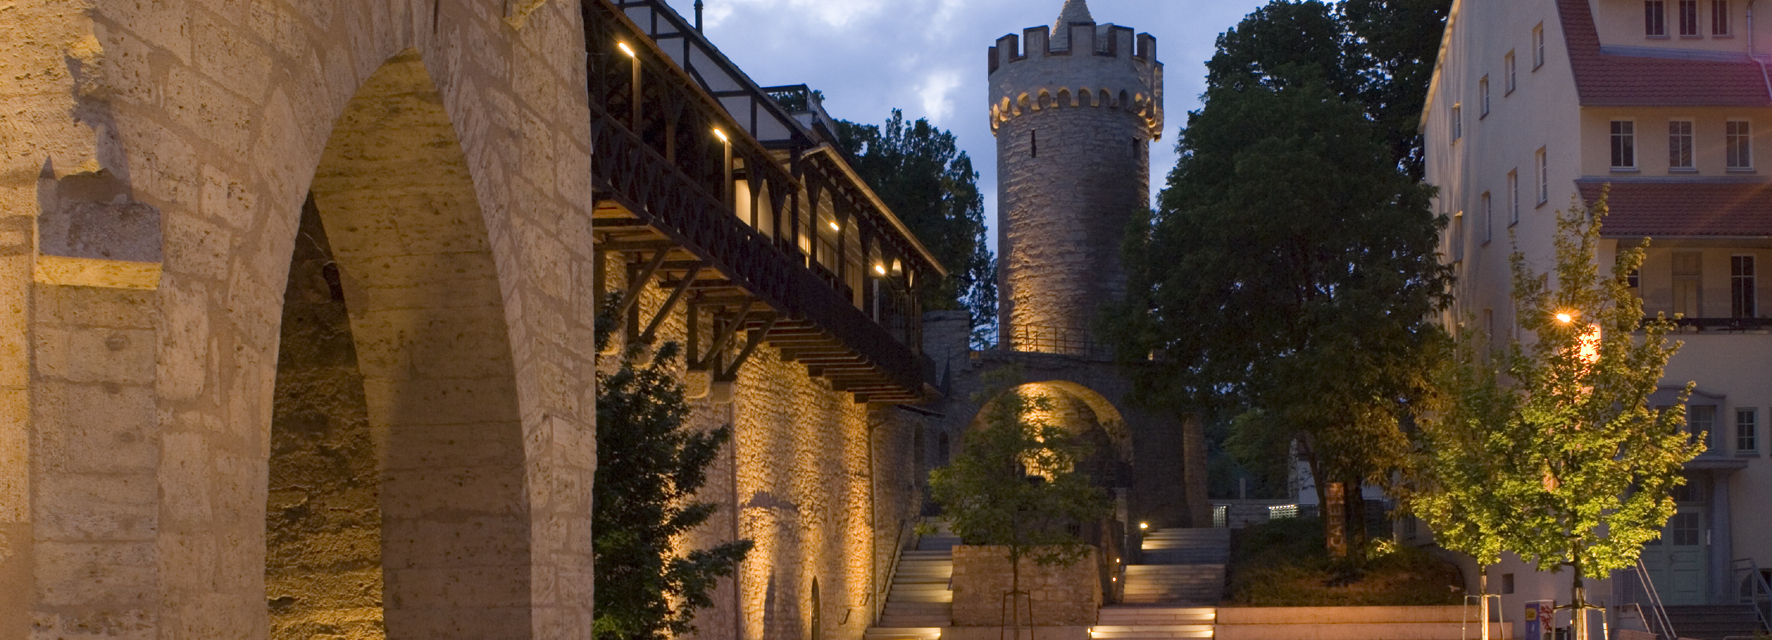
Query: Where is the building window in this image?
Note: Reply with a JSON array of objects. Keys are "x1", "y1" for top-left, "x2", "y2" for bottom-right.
[
  {"x1": 1480, "y1": 77, "x2": 1491, "y2": 117},
  {"x1": 1536, "y1": 147, "x2": 1549, "y2": 204},
  {"x1": 1670, "y1": 120, "x2": 1696, "y2": 170},
  {"x1": 1452, "y1": 211, "x2": 1465, "y2": 262},
  {"x1": 1714, "y1": 0, "x2": 1732, "y2": 35},
  {"x1": 1674, "y1": 251, "x2": 1702, "y2": 318},
  {"x1": 1508, "y1": 170, "x2": 1520, "y2": 224},
  {"x1": 1611, "y1": 120, "x2": 1638, "y2": 169},
  {"x1": 1647, "y1": 0, "x2": 1669, "y2": 36},
  {"x1": 1736, "y1": 408, "x2": 1758, "y2": 454},
  {"x1": 1733, "y1": 254, "x2": 1756, "y2": 318},
  {"x1": 1670, "y1": 511, "x2": 1702, "y2": 545},
  {"x1": 1483, "y1": 308, "x2": 1495, "y2": 343},
  {"x1": 1628, "y1": 268, "x2": 1642, "y2": 289},
  {"x1": 1534, "y1": 24, "x2": 1546, "y2": 68},
  {"x1": 1031, "y1": 130, "x2": 1038, "y2": 158},
  {"x1": 1481, "y1": 192, "x2": 1493, "y2": 243},
  {"x1": 1690, "y1": 405, "x2": 1718, "y2": 451},
  {"x1": 1502, "y1": 574, "x2": 1516, "y2": 595},
  {"x1": 1727, "y1": 119, "x2": 1753, "y2": 170},
  {"x1": 1679, "y1": 0, "x2": 1701, "y2": 35},
  {"x1": 1505, "y1": 51, "x2": 1518, "y2": 94},
  {"x1": 1452, "y1": 104, "x2": 1462, "y2": 141}
]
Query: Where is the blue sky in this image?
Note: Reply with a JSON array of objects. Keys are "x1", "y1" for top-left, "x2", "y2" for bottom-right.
[{"x1": 698, "y1": 0, "x2": 1272, "y2": 253}]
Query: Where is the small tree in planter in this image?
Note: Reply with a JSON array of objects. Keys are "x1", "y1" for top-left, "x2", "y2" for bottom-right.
[
  {"x1": 1412, "y1": 193, "x2": 1704, "y2": 640},
  {"x1": 931, "y1": 367, "x2": 1112, "y2": 639}
]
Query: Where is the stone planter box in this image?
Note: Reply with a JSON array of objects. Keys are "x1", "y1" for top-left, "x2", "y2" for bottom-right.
[{"x1": 950, "y1": 545, "x2": 1102, "y2": 627}]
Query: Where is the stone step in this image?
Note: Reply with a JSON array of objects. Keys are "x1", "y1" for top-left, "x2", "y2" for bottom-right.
[
  {"x1": 1090, "y1": 624, "x2": 1216, "y2": 638},
  {"x1": 877, "y1": 616, "x2": 951, "y2": 627},
  {"x1": 864, "y1": 628, "x2": 944, "y2": 640},
  {"x1": 1097, "y1": 607, "x2": 1218, "y2": 625}
]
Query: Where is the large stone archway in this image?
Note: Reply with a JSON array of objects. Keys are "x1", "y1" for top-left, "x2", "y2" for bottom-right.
[{"x1": 3, "y1": 1, "x2": 595, "y2": 637}]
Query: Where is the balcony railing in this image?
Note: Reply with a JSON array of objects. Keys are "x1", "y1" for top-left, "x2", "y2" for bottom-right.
[
  {"x1": 584, "y1": 0, "x2": 941, "y2": 401},
  {"x1": 1007, "y1": 324, "x2": 1105, "y2": 359}
]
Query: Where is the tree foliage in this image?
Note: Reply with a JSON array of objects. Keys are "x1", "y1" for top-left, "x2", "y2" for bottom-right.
[
  {"x1": 1412, "y1": 194, "x2": 1704, "y2": 635},
  {"x1": 837, "y1": 109, "x2": 997, "y2": 345},
  {"x1": 930, "y1": 368, "x2": 1111, "y2": 595},
  {"x1": 593, "y1": 328, "x2": 752, "y2": 640},
  {"x1": 1204, "y1": 0, "x2": 1450, "y2": 178}
]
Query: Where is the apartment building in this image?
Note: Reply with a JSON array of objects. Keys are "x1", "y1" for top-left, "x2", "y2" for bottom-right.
[{"x1": 1423, "y1": 0, "x2": 1772, "y2": 632}]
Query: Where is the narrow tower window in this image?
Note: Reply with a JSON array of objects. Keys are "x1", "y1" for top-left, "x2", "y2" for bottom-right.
[{"x1": 1032, "y1": 130, "x2": 1038, "y2": 158}]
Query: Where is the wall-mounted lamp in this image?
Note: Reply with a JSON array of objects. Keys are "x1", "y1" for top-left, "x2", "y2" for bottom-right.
[
  {"x1": 873, "y1": 263, "x2": 887, "y2": 276},
  {"x1": 713, "y1": 127, "x2": 729, "y2": 143},
  {"x1": 618, "y1": 42, "x2": 637, "y2": 58},
  {"x1": 828, "y1": 220, "x2": 841, "y2": 232},
  {"x1": 1555, "y1": 312, "x2": 1575, "y2": 324}
]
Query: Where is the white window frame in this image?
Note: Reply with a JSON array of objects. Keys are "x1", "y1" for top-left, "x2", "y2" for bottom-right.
[
  {"x1": 1508, "y1": 170, "x2": 1520, "y2": 225},
  {"x1": 1679, "y1": 0, "x2": 1701, "y2": 36},
  {"x1": 1732, "y1": 254, "x2": 1757, "y2": 318},
  {"x1": 1611, "y1": 119, "x2": 1639, "y2": 171},
  {"x1": 1505, "y1": 51, "x2": 1518, "y2": 94},
  {"x1": 1536, "y1": 147, "x2": 1550, "y2": 205},
  {"x1": 1713, "y1": 0, "x2": 1733, "y2": 35},
  {"x1": 1480, "y1": 77, "x2": 1491, "y2": 117},
  {"x1": 1452, "y1": 211, "x2": 1466, "y2": 262},
  {"x1": 1534, "y1": 24, "x2": 1546, "y2": 69},
  {"x1": 1727, "y1": 119, "x2": 1754, "y2": 170},
  {"x1": 1669, "y1": 119, "x2": 1697, "y2": 171},
  {"x1": 1647, "y1": 0, "x2": 1670, "y2": 36},
  {"x1": 1738, "y1": 407, "x2": 1760, "y2": 455},
  {"x1": 1452, "y1": 103, "x2": 1463, "y2": 142}
]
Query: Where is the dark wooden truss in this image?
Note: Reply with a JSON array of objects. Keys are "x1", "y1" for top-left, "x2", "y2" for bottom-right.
[{"x1": 584, "y1": 0, "x2": 940, "y2": 404}]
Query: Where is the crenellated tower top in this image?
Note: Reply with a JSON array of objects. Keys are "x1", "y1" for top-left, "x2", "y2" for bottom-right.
[{"x1": 988, "y1": 0, "x2": 1164, "y2": 140}]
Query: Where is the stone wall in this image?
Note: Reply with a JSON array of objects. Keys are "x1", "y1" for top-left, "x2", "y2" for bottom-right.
[
  {"x1": 600, "y1": 249, "x2": 926, "y2": 640},
  {"x1": 2, "y1": 0, "x2": 598, "y2": 637},
  {"x1": 950, "y1": 546, "x2": 1102, "y2": 628}
]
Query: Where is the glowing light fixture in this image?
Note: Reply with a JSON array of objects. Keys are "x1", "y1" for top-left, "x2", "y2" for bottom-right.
[
  {"x1": 828, "y1": 220, "x2": 841, "y2": 232},
  {"x1": 874, "y1": 263, "x2": 887, "y2": 276},
  {"x1": 713, "y1": 127, "x2": 729, "y2": 143},
  {"x1": 618, "y1": 42, "x2": 637, "y2": 58},
  {"x1": 1556, "y1": 312, "x2": 1575, "y2": 324},
  {"x1": 1139, "y1": 522, "x2": 1149, "y2": 530}
]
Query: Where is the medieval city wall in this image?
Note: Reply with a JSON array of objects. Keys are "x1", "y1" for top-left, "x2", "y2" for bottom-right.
[
  {"x1": 602, "y1": 250, "x2": 926, "y2": 640},
  {"x1": 3, "y1": 0, "x2": 598, "y2": 638}
]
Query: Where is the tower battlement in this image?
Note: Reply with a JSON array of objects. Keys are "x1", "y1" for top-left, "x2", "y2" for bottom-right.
[{"x1": 988, "y1": 21, "x2": 1163, "y2": 139}]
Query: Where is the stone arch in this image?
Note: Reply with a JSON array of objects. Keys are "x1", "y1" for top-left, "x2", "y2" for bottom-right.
[
  {"x1": 267, "y1": 50, "x2": 532, "y2": 639},
  {"x1": 1055, "y1": 88, "x2": 1073, "y2": 108},
  {"x1": 968, "y1": 381, "x2": 1132, "y2": 488},
  {"x1": 1037, "y1": 89, "x2": 1053, "y2": 110}
]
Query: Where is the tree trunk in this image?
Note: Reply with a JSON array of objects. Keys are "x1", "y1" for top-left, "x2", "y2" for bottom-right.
[
  {"x1": 1570, "y1": 558, "x2": 1588, "y2": 640},
  {"x1": 1344, "y1": 476, "x2": 1367, "y2": 553},
  {"x1": 1182, "y1": 413, "x2": 1211, "y2": 528}
]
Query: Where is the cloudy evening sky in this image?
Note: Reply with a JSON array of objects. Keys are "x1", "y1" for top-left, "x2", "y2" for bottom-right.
[{"x1": 697, "y1": 0, "x2": 1271, "y2": 255}]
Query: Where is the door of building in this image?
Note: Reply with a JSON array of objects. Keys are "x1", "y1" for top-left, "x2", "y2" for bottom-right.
[{"x1": 1644, "y1": 507, "x2": 1709, "y2": 605}]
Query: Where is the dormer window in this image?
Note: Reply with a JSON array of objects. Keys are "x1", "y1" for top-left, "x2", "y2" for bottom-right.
[{"x1": 1647, "y1": 0, "x2": 1668, "y2": 36}]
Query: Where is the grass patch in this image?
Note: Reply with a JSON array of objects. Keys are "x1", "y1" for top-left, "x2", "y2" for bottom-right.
[{"x1": 1227, "y1": 518, "x2": 1465, "y2": 606}]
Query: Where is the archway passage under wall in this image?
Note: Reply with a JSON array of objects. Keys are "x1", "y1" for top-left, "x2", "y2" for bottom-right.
[
  {"x1": 968, "y1": 381, "x2": 1133, "y2": 487},
  {"x1": 266, "y1": 50, "x2": 532, "y2": 640}
]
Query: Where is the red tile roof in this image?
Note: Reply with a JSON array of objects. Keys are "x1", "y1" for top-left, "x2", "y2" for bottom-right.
[
  {"x1": 1558, "y1": 0, "x2": 1772, "y2": 107},
  {"x1": 1579, "y1": 180, "x2": 1772, "y2": 237}
]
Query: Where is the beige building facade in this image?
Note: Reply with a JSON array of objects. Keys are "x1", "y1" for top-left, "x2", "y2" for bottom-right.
[{"x1": 1425, "y1": 0, "x2": 1772, "y2": 630}]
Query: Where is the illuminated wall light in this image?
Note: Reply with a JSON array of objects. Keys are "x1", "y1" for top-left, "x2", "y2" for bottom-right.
[
  {"x1": 828, "y1": 220, "x2": 841, "y2": 232},
  {"x1": 873, "y1": 263, "x2": 887, "y2": 276},
  {"x1": 1139, "y1": 522, "x2": 1149, "y2": 530},
  {"x1": 618, "y1": 42, "x2": 637, "y2": 58},
  {"x1": 713, "y1": 127, "x2": 729, "y2": 143},
  {"x1": 1556, "y1": 312, "x2": 1574, "y2": 324}
]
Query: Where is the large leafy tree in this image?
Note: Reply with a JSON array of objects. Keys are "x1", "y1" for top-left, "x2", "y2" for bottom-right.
[
  {"x1": 837, "y1": 109, "x2": 997, "y2": 346},
  {"x1": 1105, "y1": 47, "x2": 1451, "y2": 550},
  {"x1": 1414, "y1": 195, "x2": 1703, "y2": 640},
  {"x1": 930, "y1": 367, "x2": 1110, "y2": 629},
  {"x1": 593, "y1": 325, "x2": 753, "y2": 640}
]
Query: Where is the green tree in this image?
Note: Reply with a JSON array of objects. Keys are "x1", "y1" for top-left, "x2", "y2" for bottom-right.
[
  {"x1": 930, "y1": 367, "x2": 1111, "y2": 632},
  {"x1": 593, "y1": 324, "x2": 752, "y2": 640},
  {"x1": 1203, "y1": 0, "x2": 1451, "y2": 178},
  {"x1": 837, "y1": 109, "x2": 997, "y2": 346},
  {"x1": 1414, "y1": 194, "x2": 1704, "y2": 640},
  {"x1": 1105, "y1": 65, "x2": 1450, "y2": 551}
]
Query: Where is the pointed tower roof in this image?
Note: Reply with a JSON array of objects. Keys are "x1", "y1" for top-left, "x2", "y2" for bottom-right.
[{"x1": 1051, "y1": 0, "x2": 1095, "y2": 50}]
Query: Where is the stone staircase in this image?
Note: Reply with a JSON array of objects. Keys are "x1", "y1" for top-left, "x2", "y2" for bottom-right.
[
  {"x1": 864, "y1": 525, "x2": 963, "y2": 640},
  {"x1": 1662, "y1": 605, "x2": 1767, "y2": 640},
  {"x1": 1091, "y1": 606, "x2": 1217, "y2": 639},
  {"x1": 1121, "y1": 528, "x2": 1228, "y2": 606}
]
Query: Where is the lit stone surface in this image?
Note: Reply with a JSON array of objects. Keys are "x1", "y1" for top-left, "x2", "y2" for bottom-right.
[
  {"x1": 950, "y1": 545, "x2": 1102, "y2": 627},
  {"x1": 3, "y1": 0, "x2": 596, "y2": 638}
]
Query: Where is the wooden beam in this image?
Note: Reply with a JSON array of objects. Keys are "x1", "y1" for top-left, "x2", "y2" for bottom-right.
[
  {"x1": 610, "y1": 250, "x2": 671, "y2": 334},
  {"x1": 720, "y1": 313, "x2": 780, "y2": 380},
  {"x1": 696, "y1": 299, "x2": 753, "y2": 369},
  {"x1": 639, "y1": 263, "x2": 704, "y2": 344}
]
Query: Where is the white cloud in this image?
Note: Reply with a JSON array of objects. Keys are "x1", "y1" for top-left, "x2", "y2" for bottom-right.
[
  {"x1": 918, "y1": 70, "x2": 963, "y2": 124},
  {"x1": 715, "y1": 0, "x2": 892, "y2": 28}
]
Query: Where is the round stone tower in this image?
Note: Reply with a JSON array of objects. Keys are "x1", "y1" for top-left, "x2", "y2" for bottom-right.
[{"x1": 990, "y1": 0, "x2": 1163, "y2": 355}]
